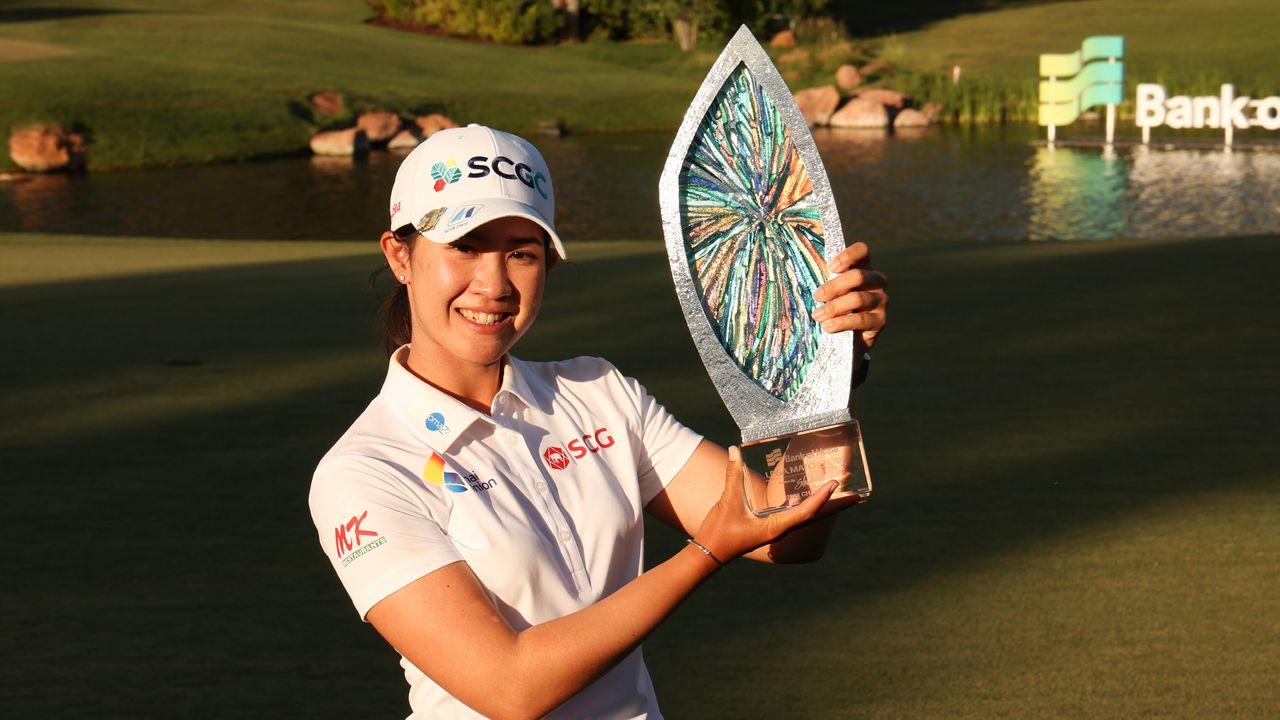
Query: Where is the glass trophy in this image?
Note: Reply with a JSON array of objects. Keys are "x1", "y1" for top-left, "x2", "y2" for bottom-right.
[{"x1": 660, "y1": 26, "x2": 871, "y2": 515}]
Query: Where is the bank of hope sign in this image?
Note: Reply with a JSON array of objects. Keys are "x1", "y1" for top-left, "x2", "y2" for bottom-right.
[{"x1": 1039, "y1": 35, "x2": 1279, "y2": 145}]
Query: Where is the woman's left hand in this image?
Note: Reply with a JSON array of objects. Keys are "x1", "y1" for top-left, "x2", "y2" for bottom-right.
[{"x1": 810, "y1": 242, "x2": 888, "y2": 354}]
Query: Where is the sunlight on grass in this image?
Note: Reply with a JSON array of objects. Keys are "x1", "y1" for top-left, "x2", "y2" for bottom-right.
[{"x1": 0, "y1": 234, "x2": 371, "y2": 287}]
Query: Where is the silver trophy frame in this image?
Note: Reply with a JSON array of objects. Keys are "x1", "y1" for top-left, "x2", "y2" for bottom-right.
[{"x1": 660, "y1": 25, "x2": 855, "y2": 447}]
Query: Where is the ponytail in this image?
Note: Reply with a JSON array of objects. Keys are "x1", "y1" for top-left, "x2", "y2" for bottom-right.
[
  {"x1": 377, "y1": 282, "x2": 411, "y2": 355},
  {"x1": 376, "y1": 226, "x2": 418, "y2": 355}
]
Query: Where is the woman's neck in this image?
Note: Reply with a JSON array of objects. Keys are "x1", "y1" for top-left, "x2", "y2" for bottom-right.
[{"x1": 401, "y1": 346, "x2": 503, "y2": 414}]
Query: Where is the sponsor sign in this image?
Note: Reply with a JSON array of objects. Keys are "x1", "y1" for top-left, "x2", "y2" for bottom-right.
[
  {"x1": 1038, "y1": 36, "x2": 1124, "y2": 143},
  {"x1": 1136, "y1": 83, "x2": 1280, "y2": 144}
]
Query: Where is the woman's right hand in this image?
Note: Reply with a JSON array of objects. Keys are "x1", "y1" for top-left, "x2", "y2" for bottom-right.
[{"x1": 691, "y1": 446, "x2": 837, "y2": 563}]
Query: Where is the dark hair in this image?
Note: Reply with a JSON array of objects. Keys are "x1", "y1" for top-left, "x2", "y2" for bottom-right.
[{"x1": 376, "y1": 225, "x2": 417, "y2": 355}]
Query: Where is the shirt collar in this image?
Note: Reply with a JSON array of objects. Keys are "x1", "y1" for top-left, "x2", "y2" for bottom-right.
[
  {"x1": 380, "y1": 346, "x2": 487, "y2": 452},
  {"x1": 497, "y1": 355, "x2": 551, "y2": 414},
  {"x1": 379, "y1": 347, "x2": 553, "y2": 449}
]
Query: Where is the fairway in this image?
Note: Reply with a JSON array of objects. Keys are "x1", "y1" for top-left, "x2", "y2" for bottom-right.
[{"x1": 1, "y1": 231, "x2": 1275, "y2": 718}]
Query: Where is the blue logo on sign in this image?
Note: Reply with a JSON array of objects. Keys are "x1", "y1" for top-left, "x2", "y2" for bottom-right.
[{"x1": 425, "y1": 412, "x2": 449, "y2": 434}]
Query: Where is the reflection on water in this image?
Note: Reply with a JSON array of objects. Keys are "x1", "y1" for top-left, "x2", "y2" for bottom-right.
[
  {"x1": 1027, "y1": 148, "x2": 1133, "y2": 240},
  {"x1": 1028, "y1": 146, "x2": 1280, "y2": 240},
  {"x1": 3, "y1": 125, "x2": 1279, "y2": 243}
]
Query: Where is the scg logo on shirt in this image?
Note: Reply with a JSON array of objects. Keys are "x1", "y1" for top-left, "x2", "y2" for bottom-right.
[{"x1": 543, "y1": 427, "x2": 615, "y2": 471}]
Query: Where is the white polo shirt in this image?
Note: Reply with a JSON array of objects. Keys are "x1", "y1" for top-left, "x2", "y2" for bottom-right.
[{"x1": 309, "y1": 347, "x2": 702, "y2": 719}]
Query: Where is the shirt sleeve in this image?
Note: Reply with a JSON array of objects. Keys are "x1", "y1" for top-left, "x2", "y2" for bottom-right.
[
  {"x1": 309, "y1": 456, "x2": 463, "y2": 620},
  {"x1": 616, "y1": 370, "x2": 704, "y2": 505}
]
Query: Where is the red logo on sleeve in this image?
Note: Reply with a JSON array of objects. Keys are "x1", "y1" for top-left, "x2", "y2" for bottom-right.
[{"x1": 334, "y1": 510, "x2": 379, "y2": 560}]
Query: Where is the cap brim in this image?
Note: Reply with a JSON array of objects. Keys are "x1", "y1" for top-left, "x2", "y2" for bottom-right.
[{"x1": 423, "y1": 198, "x2": 566, "y2": 260}]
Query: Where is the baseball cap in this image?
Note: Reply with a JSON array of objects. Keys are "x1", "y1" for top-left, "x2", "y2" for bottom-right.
[{"x1": 388, "y1": 124, "x2": 566, "y2": 260}]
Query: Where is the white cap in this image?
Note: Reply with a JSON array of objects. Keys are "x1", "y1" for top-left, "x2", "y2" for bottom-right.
[{"x1": 388, "y1": 124, "x2": 566, "y2": 259}]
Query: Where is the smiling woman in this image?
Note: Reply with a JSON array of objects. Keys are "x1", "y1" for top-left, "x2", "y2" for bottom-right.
[{"x1": 308, "y1": 124, "x2": 889, "y2": 719}]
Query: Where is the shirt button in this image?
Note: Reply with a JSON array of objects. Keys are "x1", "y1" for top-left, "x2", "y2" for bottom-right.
[
  {"x1": 505, "y1": 434, "x2": 520, "y2": 446},
  {"x1": 535, "y1": 481, "x2": 548, "y2": 493},
  {"x1": 558, "y1": 530, "x2": 571, "y2": 542}
]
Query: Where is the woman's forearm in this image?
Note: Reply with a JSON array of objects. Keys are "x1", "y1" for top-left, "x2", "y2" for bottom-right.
[
  {"x1": 502, "y1": 544, "x2": 720, "y2": 718},
  {"x1": 372, "y1": 545, "x2": 720, "y2": 720}
]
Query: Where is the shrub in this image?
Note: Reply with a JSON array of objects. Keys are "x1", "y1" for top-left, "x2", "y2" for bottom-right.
[{"x1": 370, "y1": 0, "x2": 563, "y2": 44}]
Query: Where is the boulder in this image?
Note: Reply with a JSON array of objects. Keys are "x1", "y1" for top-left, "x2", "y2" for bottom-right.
[
  {"x1": 310, "y1": 91, "x2": 344, "y2": 117},
  {"x1": 835, "y1": 64, "x2": 862, "y2": 91},
  {"x1": 9, "y1": 125, "x2": 88, "y2": 172},
  {"x1": 777, "y1": 48, "x2": 810, "y2": 66},
  {"x1": 857, "y1": 88, "x2": 908, "y2": 109},
  {"x1": 770, "y1": 30, "x2": 796, "y2": 49},
  {"x1": 357, "y1": 110, "x2": 401, "y2": 143},
  {"x1": 416, "y1": 113, "x2": 458, "y2": 138},
  {"x1": 387, "y1": 128, "x2": 423, "y2": 149},
  {"x1": 921, "y1": 101, "x2": 943, "y2": 122},
  {"x1": 309, "y1": 128, "x2": 369, "y2": 156},
  {"x1": 893, "y1": 108, "x2": 929, "y2": 128},
  {"x1": 793, "y1": 85, "x2": 840, "y2": 126},
  {"x1": 829, "y1": 97, "x2": 890, "y2": 129}
]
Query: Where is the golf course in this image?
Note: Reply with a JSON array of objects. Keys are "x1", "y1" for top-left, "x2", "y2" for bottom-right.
[
  {"x1": 2, "y1": 0, "x2": 1278, "y2": 718},
  {"x1": 2, "y1": 231, "x2": 1275, "y2": 717}
]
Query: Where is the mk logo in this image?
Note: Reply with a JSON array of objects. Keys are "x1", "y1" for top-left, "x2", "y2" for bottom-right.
[{"x1": 334, "y1": 510, "x2": 379, "y2": 559}]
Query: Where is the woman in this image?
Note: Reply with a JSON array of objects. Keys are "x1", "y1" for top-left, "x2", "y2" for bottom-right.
[{"x1": 310, "y1": 125, "x2": 888, "y2": 719}]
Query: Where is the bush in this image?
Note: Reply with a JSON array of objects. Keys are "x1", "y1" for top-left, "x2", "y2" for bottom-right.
[{"x1": 370, "y1": 0, "x2": 563, "y2": 44}]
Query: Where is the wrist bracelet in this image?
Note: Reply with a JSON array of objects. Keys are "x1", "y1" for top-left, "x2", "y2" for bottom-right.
[{"x1": 687, "y1": 538, "x2": 724, "y2": 567}]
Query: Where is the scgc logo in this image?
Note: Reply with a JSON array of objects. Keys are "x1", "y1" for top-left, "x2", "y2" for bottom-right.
[{"x1": 466, "y1": 155, "x2": 549, "y2": 199}]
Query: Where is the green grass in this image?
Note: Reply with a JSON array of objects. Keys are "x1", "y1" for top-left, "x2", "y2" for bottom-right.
[
  {"x1": 1, "y1": 231, "x2": 1276, "y2": 718},
  {"x1": 883, "y1": 0, "x2": 1280, "y2": 121},
  {"x1": 0, "y1": 0, "x2": 717, "y2": 170},
  {"x1": 6, "y1": 0, "x2": 1280, "y2": 169}
]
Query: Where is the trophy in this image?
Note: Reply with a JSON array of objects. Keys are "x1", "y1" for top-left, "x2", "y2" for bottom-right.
[{"x1": 660, "y1": 26, "x2": 870, "y2": 515}]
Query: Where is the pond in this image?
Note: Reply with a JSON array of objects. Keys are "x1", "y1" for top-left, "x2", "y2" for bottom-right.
[{"x1": 3, "y1": 125, "x2": 1279, "y2": 244}]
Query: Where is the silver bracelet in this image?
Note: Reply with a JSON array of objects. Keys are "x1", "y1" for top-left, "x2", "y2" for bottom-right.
[{"x1": 687, "y1": 538, "x2": 724, "y2": 567}]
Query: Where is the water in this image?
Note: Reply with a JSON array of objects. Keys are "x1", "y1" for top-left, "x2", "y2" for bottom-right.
[{"x1": 3, "y1": 125, "x2": 1279, "y2": 243}]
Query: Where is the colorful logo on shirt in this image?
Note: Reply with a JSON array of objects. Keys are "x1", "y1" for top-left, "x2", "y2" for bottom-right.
[
  {"x1": 425, "y1": 412, "x2": 450, "y2": 435},
  {"x1": 334, "y1": 510, "x2": 386, "y2": 566},
  {"x1": 424, "y1": 452, "x2": 468, "y2": 493},
  {"x1": 423, "y1": 452, "x2": 500, "y2": 493},
  {"x1": 542, "y1": 427, "x2": 615, "y2": 471}
]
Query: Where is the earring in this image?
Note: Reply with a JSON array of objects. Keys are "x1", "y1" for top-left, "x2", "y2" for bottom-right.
[{"x1": 398, "y1": 274, "x2": 406, "y2": 282}]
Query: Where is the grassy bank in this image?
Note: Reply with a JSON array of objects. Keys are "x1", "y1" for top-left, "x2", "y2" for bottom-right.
[
  {"x1": 4, "y1": 0, "x2": 1280, "y2": 169},
  {"x1": 883, "y1": 0, "x2": 1280, "y2": 122},
  {"x1": 0, "y1": 0, "x2": 716, "y2": 170},
  {"x1": 1, "y1": 231, "x2": 1275, "y2": 717}
]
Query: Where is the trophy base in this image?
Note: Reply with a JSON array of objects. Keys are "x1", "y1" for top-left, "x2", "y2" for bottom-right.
[{"x1": 740, "y1": 420, "x2": 870, "y2": 516}]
